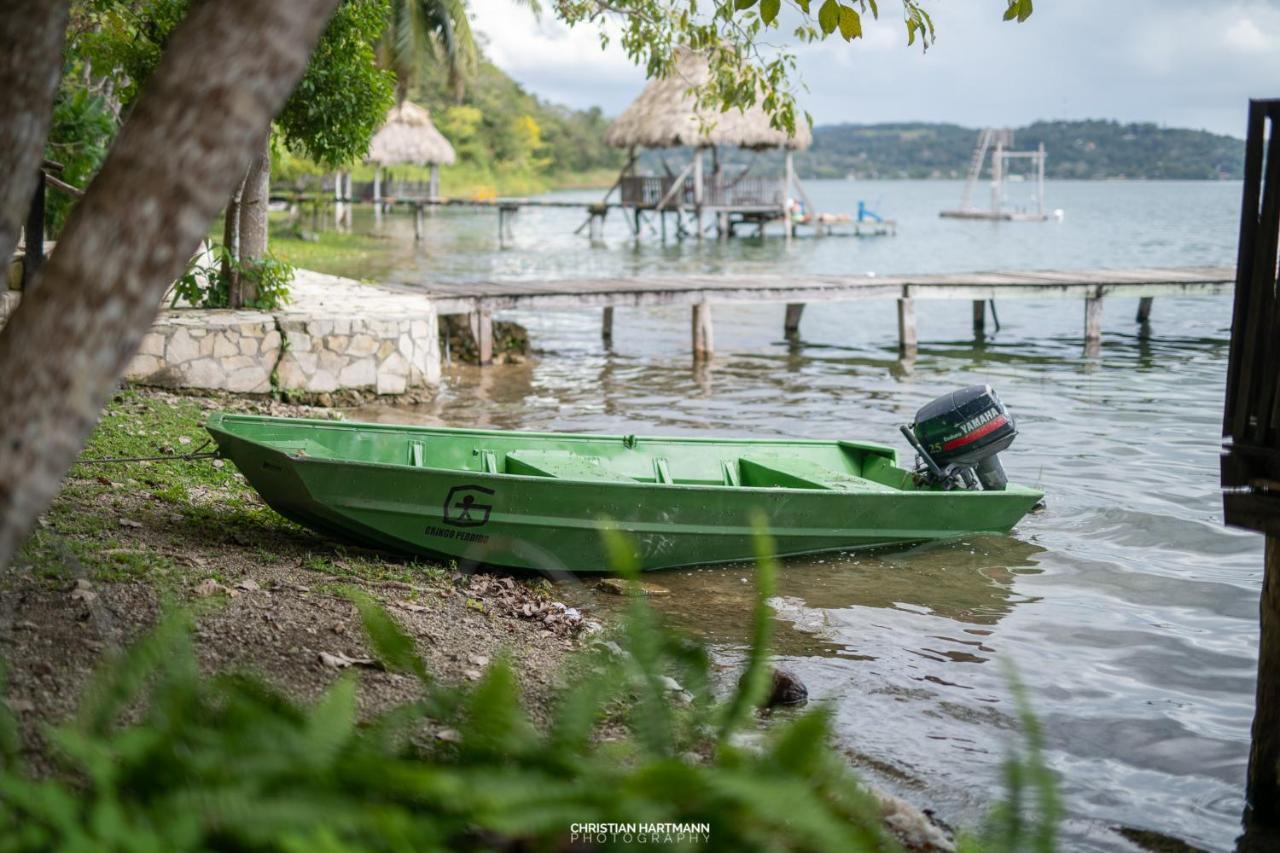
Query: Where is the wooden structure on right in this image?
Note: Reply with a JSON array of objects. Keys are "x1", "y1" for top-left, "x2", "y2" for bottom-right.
[
  {"x1": 597, "y1": 48, "x2": 812, "y2": 242},
  {"x1": 940, "y1": 128, "x2": 1051, "y2": 222},
  {"x1": 1223, "y1": 98, "x2": 1280, "y2": 831}
]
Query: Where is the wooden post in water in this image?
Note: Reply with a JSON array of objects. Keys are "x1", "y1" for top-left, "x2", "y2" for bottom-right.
[
  {"x1": 1136, "y1": 297, "x2": 1154, "y2": 323},
  {"x1": 692, "y1": 302, "x2": 713, "y2": 359},
  {"x1": 413, "y1": 204, "x2": 423, "y2": 243},
  {"x1": 972, "y1": 300, "x2": 986, "y2": 336},
  {"x1": 784, "y1": 150, "x2": 795, "y2": 246},
  {"x1": 693, "y1": 148, "x2": 704, "y2": 242},
  {"x1": 784, "y1": 303, "x2": 805, "y2": 338},
  {"x1": 1221, "y1": 98, "x2": 1280, "y2": 828},
  {"x1": 602, "y1": 306, "x2": 614, "y2": 344},
  {"x1": 1251, "y1": 538, "x2": 1280, "y2": 814},
  {"x1": 1084, "y1": 292, "x2": 1104, "y2": 342},
  {"x1": 897, "y1": 289, "x2": 917, "y2": 353},
  {"x1": 471, "y1": 309, "x2": 494, "y2": 366}
]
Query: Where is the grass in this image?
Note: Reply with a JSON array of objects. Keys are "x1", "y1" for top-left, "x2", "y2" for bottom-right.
[
  {"x1": 267, "y1": 215, "x2": 409, "y2": 280},
  {"x1": 15, "y1": 390, "x2": 300, "y2": 587}
]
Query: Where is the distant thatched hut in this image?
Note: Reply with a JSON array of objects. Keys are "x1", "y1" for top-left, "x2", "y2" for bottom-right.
[
  {"x1": 601, "y1": 48, "x2": 811, "y2": 240},
  {"x1": 367, "y1": 100, "x2": 456, "y2": 202}
]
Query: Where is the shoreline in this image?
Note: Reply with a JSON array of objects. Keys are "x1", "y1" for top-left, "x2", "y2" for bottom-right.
[{"x1": 6, "y1": 385, "x2": 958, "y2": 850}]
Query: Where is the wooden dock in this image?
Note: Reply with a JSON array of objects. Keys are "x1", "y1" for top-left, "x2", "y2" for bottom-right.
[{"x1": 411, "y1": 264, "x2": 1234, "y2": 363}]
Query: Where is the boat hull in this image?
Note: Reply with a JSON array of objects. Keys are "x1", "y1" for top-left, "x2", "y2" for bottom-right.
[{"x1": 207, "y1": 414, "x2": 1043, "y2": 573}]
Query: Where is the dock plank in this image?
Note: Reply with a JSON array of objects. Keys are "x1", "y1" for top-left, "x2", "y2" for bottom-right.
[{"x1": 414, "y1": 265, "x2": 1235, "y2": 314}]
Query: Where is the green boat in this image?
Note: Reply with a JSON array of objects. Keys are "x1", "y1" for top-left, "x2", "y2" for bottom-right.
[{"x1": 206, "y1": 387, "x2": 1042, "y2": 573}]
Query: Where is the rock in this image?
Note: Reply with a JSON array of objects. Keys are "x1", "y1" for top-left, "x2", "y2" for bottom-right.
[
  {"x1": 467, "y1": 654, "x2": 489, "y2": 668},
  {"x1": 595, "y1": 578, "x2": 670, "y2": 597},
  {"x1": 70, "y1": 579, "x2": 97, "y2": 604},
  {"x1": 318, "y1": 651, "x2": 382, "y2": 670},
  {"x1": 118, "y1": 518, "x2": 143, "y2": 528},
  {"x1": 395, "y1": 600, "x2": 430, "y2": 613},
  {"x1": 194, "y1": 578, "x2": 225, "y2": 597},
  {"x1": 211, "y1": 459, "x2": 225, "y2": 469},
  {"x1": 235, "y1": 579, "x2": 261, "y2": 592},
  {"x1": 763, "y1": 667, "x2": 808, "y2": 708},
  {"x1": 6, "y1": 699, "x2": 35, "y2": 714},
  {"x1": 463, "y1": 669, "x2": 482, "y2": 681},
  {"x1": 435, "y1": 728, "x2": 461, "y2": 743}
]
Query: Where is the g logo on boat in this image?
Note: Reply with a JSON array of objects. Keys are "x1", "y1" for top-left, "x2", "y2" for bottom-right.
[{"x1": 443, "y1": 485, "x2": 494, "y2": 528}]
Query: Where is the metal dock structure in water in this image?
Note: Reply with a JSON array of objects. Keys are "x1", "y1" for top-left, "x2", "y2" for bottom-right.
[
  {"x1": 940, "y1": 128, "x2": 1053, "y2": 222},
  {"x1": 410, "y1": 264, "x2": 1235, "y2": 364}
]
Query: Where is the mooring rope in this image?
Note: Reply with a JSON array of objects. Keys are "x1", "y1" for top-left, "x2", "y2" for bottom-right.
[{"x1": 71, "y1": 438, "x2": 220, "y2": 465}]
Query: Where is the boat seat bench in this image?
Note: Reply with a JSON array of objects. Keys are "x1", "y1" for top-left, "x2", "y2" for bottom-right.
[
  {"x1": 738, "y1": 456, "x2": 896, "y2": 492},
  {"x1": 505, "y1": 450, "x2": 637, "y2": 483}
]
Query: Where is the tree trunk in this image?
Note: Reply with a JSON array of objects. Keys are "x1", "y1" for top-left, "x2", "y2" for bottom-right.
[
  {"x1": 221, "y1": 174, "x2": 246, "y2": 302},
  {"x1": 235, "y1": 132, "x2": 271, "y2": 306},
  {"x1": 0, "y1": 0, "x2": 341, "y2": 571},
  {"x1": 0, "y1": 0, "x2": 69, "y2": 265}
]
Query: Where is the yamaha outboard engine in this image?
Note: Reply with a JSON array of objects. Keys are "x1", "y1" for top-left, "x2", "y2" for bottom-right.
[{"x1": 899, "y1": 385, "x2": 1017, "y2": 491}]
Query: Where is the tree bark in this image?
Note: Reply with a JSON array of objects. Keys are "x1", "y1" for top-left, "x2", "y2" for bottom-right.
[
  {"x1": 235, "y1": 132, "x2": 272, "y2": 306},
  {"x1": 0, "y1": 0, "x2": 69, "y2": 265},
  {"x1": 221, "y1": 174, "x2": 246, "y2": 302},
  {"x1": 0, "y1": 0, "x2": 341, "y2": 570}
]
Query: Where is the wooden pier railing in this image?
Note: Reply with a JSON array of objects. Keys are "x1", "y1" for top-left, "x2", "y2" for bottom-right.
[{"x1": 411, "y1": 264, "x2": 1235, "y2": 364}]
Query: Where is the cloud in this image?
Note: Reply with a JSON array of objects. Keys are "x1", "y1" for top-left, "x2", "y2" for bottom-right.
[{"x1": 472, "y1": 0, "x2": 1279, "y2": 135}]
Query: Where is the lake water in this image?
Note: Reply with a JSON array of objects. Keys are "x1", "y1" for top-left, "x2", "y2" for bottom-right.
[{"x1": 335, "y1": 179, "x2": 1259, "y2": 851}]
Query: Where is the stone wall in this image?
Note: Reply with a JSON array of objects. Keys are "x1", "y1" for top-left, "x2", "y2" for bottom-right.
[
  {"x1": 274, "y1": 315, "x2": 438, "y2": 396},
  {"x1": 128, "y1": 312, "x2": 281, "y2": 393},
  {"x1": 0, "y1": 270, "x2": 442, "y2": 396}
]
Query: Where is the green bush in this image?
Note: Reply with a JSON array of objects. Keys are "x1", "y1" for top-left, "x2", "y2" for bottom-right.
[
  {"x1": 0, "y1": 534, "x2": 1058, "y2": 851},
  {"x1": 171, "y1": 247, "x2": 293, "y2": 311}
]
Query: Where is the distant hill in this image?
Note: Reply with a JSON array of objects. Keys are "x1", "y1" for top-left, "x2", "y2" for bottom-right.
[{"x1": 805, "y1": 120, "x2": 1245, "y2": 180}]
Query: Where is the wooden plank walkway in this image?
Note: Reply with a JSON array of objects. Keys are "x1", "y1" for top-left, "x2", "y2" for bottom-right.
[{"x1": 400, "y1": 264, "x2": 1234, "y2": 364}]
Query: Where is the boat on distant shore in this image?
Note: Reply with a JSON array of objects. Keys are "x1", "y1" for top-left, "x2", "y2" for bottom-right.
[{"x1": 207, "y1": 392, "x2": 1042, "y2": 573}]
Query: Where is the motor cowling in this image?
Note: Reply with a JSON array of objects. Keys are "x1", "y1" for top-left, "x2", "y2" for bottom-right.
[{"x1": 904, "y1": 385, "x2": 1017, "y2": 490}]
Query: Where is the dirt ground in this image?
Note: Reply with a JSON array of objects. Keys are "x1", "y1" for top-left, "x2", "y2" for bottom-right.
[{"x1": 2, "y1": 388, "x2": 596, "y2": 771}]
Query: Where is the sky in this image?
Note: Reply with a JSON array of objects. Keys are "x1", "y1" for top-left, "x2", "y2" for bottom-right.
[{"x1": 470, "y1": 0, "x2": 1280, "y2": 137}]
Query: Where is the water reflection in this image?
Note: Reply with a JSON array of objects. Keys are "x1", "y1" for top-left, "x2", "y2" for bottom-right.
[{"x1": 578, "y1": 535, "x2": 1046, "y2": 662}]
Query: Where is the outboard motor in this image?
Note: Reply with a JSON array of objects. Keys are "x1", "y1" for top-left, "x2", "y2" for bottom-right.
[{"x1": 899, "y1": 385, "x2": 1017, "y2": 491}]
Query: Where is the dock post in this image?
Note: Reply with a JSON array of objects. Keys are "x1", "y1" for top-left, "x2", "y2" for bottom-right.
[
  {"x1": 414, "y1": 204, "x2": 424, "y2": 242},
  {"x1": 972, "y1": 300, "x2": 986, "y2": 336},
  {"x1": 471, "y1": 309, "x2": 494, "y2": 366},
  {"x1": 692, "y1": 302, "x2": 713, "y2": 360},
  {"x1": 1084, "y1": 292, "x2": 1104, "y2": 342},
  {"x1": 693, "y1": 148, "x2": 704, "y2": 241},
  {"x1": 897, "y1": 289, "x2": 918, "y2": 353},
  {"x1": 602, "y1": 306, "x2": 614, "y2": 344},
  {"x1": 1136, "y1": 296, "x2": 1154, "y2": 323},
  {"x1": 784, "y1": 303, "x2": 805, "y2": 338},
  {"x1": 1250, "y1": 537, "x2": 1280, "y2": 820}
]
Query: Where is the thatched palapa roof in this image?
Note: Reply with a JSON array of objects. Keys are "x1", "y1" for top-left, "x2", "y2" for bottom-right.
[
  {"x1": 367, "y1": 100, "x2": 456, "y2": 166},
  {"x1": 604, "y1": 49, "x2": 811, "y2": 152}
]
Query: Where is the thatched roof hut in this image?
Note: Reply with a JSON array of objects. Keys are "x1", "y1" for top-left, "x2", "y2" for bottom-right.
[
  {"x1": 604, "y1": 49, "x2": 811, "y2": 152},
  {"x1": 367, "y1": 100, "x2": 456, "y2": 166}
]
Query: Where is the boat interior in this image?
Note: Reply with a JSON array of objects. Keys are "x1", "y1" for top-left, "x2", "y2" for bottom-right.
[{"x1": 212, "y1": 415, "x2": 920, "y2": 492}]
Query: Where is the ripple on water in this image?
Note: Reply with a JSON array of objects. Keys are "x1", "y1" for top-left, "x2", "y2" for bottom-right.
[{"x1": 351, "y1": 180, "x2": 1259, "y2": 851}]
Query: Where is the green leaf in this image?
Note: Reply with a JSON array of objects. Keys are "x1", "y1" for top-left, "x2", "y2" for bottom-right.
[
  {"x1": 796, "y1": 0, "x2": 810, "y2": 11},
  {"x1": 838, "y1": 5, "x2": 862, "y2": 40},
  {"x1": 760, "y1": 0, "x2": 781, "y2": 25},
  {"x1": 734, "y1": 0, "x2": 758, "y2": 9},
  {"x1": 347, "y1": 590, "x2": 430, "y2": 684},
  {"x1": 818, "y1": 0, "x2": 840, "y2": 34}
]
